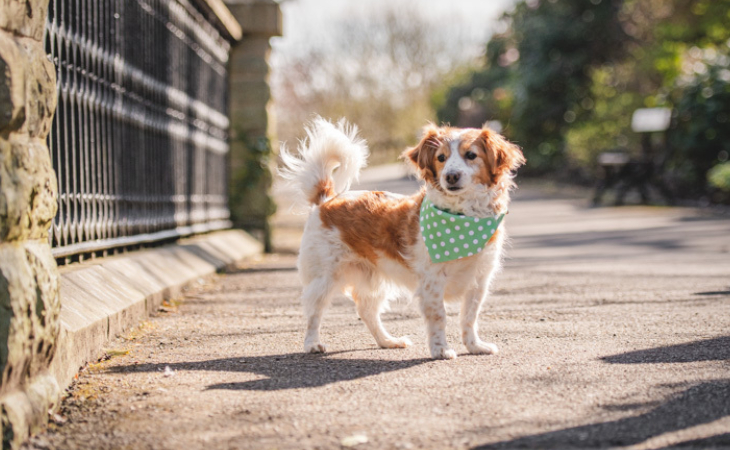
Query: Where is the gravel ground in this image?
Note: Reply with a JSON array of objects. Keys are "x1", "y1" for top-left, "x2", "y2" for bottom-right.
[{"x1": 24, "y1": 173, "x2": 730, "y2": 450}]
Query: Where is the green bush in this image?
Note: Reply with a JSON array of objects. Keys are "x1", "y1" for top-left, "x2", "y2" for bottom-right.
[
  {"x1": 667, "y1": 54, "x2": 730, "y2": 196},
  {"x1": 564, "y1": 66, "x2": 644, "y2": 174},
  {"x1": 708, "y1": 163, "x2": 730, "y2": 192},
  {"x1": 436, "y1": 0, "x2": 629, "y2": 174},
  {"x1": 435, "y1": 0, "x2": 730, "y2": 203}
]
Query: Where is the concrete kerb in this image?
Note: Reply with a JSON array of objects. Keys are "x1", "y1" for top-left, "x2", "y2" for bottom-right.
[{"x1": 48, "y1": 229, "x2": 263, "y2": 394}]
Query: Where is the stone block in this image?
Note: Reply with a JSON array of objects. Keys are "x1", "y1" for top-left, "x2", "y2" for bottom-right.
[
  {"x1": 1, "y1": 390, "x2": 33, "y2": 449},
  {"x1": 0, "y1": 241, "x2": 59, "y2": 447},
  {"x1": 0, "y1": 32, "x2": 56, "y2": 138},
  {"x1": 225, "y1": 1, "x2": 282, "y2": 37},
  {"x1": 0, "y1": 137, "x2": 59, "y2": 243},
  {"x1": 0, "y1": 0, "x2": 49, "y2": 41},
  {"x1": 0, "y1": 241, "x2": 59, "y2": 393},
  {"x1": 230, "y1": 36, "x2": 272, "y2": 58},
  {"x1": 0, "y1": 32, "x2": 26, "y2": 133},
  {"x1": 101, "y1": 259, "x2": 169, "y2": 301},
  {"x1": 229, "y1": 79, "x2": 271, "y2": 106},
  {"x1": 229, "y1": 53, "x2": 270, "y2": 78},
  {"x1": 61, "y1": 266, "x2": 147, "y2": 340},
  {"x1": 17, "y1": 38, "x2": 56, "y2": 139},
  {"x1": 229, "y1": 106, "x2": 269, "y2": 135}
]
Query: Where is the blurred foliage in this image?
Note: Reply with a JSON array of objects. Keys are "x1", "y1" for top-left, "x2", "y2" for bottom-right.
[
  {"x1": 438, "y1": 0, "x2": 629, "y2": 173},
  {"x1": 668, "y1": 52, "x2": 730, "y2": 196},
  {"x1": 437, "y1": 0, "x2": 730, "y2": 202},
  {"x1": 708, "y1": 163, "x2": 730, "y2": 191},
  {"x1": 274, "y1": 4, "x2": 474, "y2": 164},
  {"x1": 708, "y1": 162, "x2": 730, "y2": 204},
  {"x1": 708, "y1": 163, "x2": 730, "y2": 204},
  {"x1": 565, "y1": 66, "x2": 644, "y2": 172}
]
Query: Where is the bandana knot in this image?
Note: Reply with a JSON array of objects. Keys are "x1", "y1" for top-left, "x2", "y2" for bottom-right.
[{"x1": 419, "y1": 197, "x2": 505, "y2": 263}]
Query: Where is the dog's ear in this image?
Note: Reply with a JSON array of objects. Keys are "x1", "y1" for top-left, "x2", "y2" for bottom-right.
[
  {"x1": 479, "y1": 128, "x2": 526, "y2": 184},
  {"x1": 402, "y1": 125, "x2": 442, "y2": 183}
]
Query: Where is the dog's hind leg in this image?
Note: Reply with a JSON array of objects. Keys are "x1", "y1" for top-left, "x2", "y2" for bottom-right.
[
  {"x1": 353, "y1": 291, "x2": 411, "y2": 349},
  {"x1": 301, "y1": 276, "x2": 337, "y2": 353}
]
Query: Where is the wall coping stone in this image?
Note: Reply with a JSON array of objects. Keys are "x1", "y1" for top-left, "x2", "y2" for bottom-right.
[
  {"x1": 49, "y1": 229, "x2": 263, "y2": 398},
  {"x1": 224, "y1": 0, "x2": 282, "y2": 37}
]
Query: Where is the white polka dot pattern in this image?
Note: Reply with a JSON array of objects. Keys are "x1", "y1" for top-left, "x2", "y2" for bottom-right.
[{"x1": 420, "y1": 197, "x2": 505, "y2": 263}]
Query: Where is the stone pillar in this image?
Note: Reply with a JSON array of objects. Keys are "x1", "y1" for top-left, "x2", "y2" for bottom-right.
[
  {"x1": 0, "y1": 1, "x2": 61, "y2": 448},
  {"x1": 224, "y1": 0, "x2": 282, "y2": 252}
]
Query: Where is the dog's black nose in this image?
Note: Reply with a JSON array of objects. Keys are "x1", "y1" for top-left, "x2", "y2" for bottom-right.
[{"x1": 445, "y1": 172, "x2": 461, "y2": 185}]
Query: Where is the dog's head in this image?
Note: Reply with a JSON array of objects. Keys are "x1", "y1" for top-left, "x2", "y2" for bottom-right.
[{"x1": 403, "y1": 125, "x2": 525, "y2": 195}]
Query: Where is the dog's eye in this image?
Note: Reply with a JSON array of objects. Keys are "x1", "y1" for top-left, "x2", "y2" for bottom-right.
[
  {"x1": 465, "y1": 151, "x2": 477, "y2": 160},
  {"x1": 437, "y1": 154, "x2": 446, "y2": 163}
]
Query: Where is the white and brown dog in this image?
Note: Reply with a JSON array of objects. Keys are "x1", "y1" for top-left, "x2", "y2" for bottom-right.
[{"x1": 280, "y1": 117, "x2": 525, "y2": 359}]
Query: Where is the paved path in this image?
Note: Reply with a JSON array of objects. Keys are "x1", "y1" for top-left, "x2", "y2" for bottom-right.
[{"x1": 27, "y1": 170, "x2": 730, "y2": 450}]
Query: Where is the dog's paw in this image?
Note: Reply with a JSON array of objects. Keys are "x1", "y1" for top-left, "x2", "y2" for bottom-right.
[
  {"x1": 304, "y1": 342, "x2": 327, "y2": 354},
  {"x1": 467, "y1": 341, "x2": 499, "y2": 355},
  {"x1": 380, "y1": 336, "x2": 412, "y2": 349},
  {"x1": 431, "y1": 346, "x2": 457, "y2": 360}
]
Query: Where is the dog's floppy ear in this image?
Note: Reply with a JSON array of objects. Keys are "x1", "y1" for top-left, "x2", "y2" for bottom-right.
[
  {"x1": 479, "y1": 127, "x2": 525, "y2": 184},
  {"x1": 402, "y1": 125, "x2": 442, "y2": 183}
]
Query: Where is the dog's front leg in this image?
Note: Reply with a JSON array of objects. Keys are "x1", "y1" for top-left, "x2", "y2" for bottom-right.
[
  {"x1": 461, "y1": 280, "x2": 499, "y2": 355},
  {"x1": 416, "y1": 280, "x2": 456, "y2": 360}
]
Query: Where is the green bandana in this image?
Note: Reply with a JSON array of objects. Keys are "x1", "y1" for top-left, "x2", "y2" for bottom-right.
[{"x1": 420, "y1": 197, "x2": 505, "y2": 263}]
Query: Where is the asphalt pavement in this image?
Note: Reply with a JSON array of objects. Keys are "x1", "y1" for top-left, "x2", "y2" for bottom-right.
[{"x1": 25, "y1": 167, "x2": 730, "y2": 450}]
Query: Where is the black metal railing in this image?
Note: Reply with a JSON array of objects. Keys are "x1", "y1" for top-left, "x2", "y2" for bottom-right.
[{"x1": 44, "y1": 0, "x2": 234, "y2": 261}]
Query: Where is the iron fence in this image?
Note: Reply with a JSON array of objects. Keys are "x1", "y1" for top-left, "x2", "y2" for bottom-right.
[{"x1": 44, "y1": 0, "x2": 235, "y2": 261}]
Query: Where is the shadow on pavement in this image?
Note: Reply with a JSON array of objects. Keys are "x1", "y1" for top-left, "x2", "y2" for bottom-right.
[
  {"x1": 472, "y1": 379, "x2": 730, "y2": 450},
  {"x1": 653, "y1": 433, "x2": 730, "y2": 449},
  {"x1": 108, "y1": 351, "x2": 431, "y2": 391},
  {"x1": 472, "y1": 339, "x2": 730, "y2": 449},
  {"x1": 694, "y1": 290, "x2": 730, "y2": 296},
  {"x1": 601, "y1": 336, "x2": 730, "y2": 364},
  {"x1": 515, "y1": 227, "x2": 714, "y2": 251}
]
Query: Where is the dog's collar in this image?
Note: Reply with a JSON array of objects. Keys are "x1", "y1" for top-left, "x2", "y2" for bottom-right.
[{"x1": 419, "y1": 197, "x2": 505, "y2": 263}]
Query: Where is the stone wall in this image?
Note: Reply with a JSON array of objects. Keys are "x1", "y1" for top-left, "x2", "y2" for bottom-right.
[
  {"x1": 0, "y1": 1, "x2": 275, "y2": 446},
  {"x1": 225, "y1": 0, "x2": 282, "y2": 251},
  {"x1": 0, "y1": 1, "x2": 61, "y2": 448}
]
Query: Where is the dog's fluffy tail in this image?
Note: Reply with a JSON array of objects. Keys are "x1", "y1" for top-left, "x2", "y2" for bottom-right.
[{"x1": 279, "y1": 117, "x2": 368, "y2": 205}]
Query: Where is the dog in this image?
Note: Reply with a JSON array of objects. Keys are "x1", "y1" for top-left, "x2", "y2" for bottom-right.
[{"x1": 279, "y1": 117, "x2": 525, "y2": 359}]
